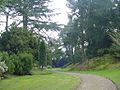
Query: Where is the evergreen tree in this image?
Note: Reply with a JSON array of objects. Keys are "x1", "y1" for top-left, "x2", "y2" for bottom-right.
[
  {"x1": 63, "y1": 0, "x2": 118, "y2": 64},
  {"x1": 0, "y1": 27, "x2": 38, "y2": 58},
  {"x1": 46, "y1": 48, "x2": 52, "y2": 66},
  {"x1": 0, "y1": 0, "x2": 59, "y2": 31},
  {"x1": 60, "y1": 19, "x2": 81, "y2": 63},
  {"x1": 38, "y1": 40, "x2": 47, "y2": 69}
]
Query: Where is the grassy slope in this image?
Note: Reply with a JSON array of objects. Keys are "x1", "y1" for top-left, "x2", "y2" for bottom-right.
[{"x1": 0, "y1": 70, "x2": 79, "y2": 90}]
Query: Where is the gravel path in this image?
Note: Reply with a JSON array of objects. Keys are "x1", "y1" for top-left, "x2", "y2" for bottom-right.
[
  {"x1": 51, "y1": 70, "x2": 118, "y2": 90},
  {"x1": 70, "y1": 73, "x2": 118, "y2": 90}
]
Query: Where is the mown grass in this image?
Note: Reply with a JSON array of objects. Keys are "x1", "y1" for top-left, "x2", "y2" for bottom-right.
[{"x1": 0, "y1": 70, "x2": 79, "y2": 90}]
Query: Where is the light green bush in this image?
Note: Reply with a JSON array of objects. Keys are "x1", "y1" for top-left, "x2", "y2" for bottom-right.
[
  {"x1": 0, "y1": 52, "x2": 14, "y2": 74},
  {"x1": 0, "y1": 60, "x2": 8, "y2": 78},
  {"x1": 0, "y1": 52, "x2": 34, "y2": 75}
]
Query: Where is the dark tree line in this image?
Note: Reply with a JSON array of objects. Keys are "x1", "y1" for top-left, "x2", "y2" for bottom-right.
[{"x1": 60, "y1": 0, "x2": 120, "y2": 64}]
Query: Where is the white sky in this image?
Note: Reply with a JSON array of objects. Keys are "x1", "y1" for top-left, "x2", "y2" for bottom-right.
[
  {"x1": 45, "y1": 0, "x2": 69, "y2": 39},
  {"x1": 50, "y1": 0, "x2": 69, "y2": 25}
]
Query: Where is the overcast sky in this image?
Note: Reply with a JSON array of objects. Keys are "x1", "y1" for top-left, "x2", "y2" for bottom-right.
[
  {"x1": 45, "y1": 0, "x2": 69, "y2": 39},
  {"x1": 51, "y1": 0, "x2": 69, "y2": 25}
]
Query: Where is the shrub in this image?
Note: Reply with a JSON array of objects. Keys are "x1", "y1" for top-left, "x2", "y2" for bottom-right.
[
  {"x1": 13, "y1": 52, "x2": 33, "y2": 75},
  {"x1": 0, "y1": 60, "x2": 8, "y2": 79},
  {"x1": 46, "y1": 65, "x2": 52, "y2": 69},
  {"x1": 0, "y1": 52, "x2": 14, "y2": 74},
  {"x1": 0, "y1": 51, "x2": 34, "y2": 75}
]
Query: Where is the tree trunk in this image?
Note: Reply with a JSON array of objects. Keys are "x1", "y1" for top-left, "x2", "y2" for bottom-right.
[
  {"x1": 5, "y1": 13, "x2": 9, "y2": 32},
  {"x1": 23, "y1": 2, "x2": 28, "y2": 30},
  {"x1": 23, "y1": 14, "x2": 28, "y2": 30}
]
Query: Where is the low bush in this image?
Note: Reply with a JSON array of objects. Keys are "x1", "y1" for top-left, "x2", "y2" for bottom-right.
[
  {"x1": 13, "y1": 52, "x2": 33, "y2": 75},
  {"x1": 46, "y1": 65, "x2": 52, "y2": 69},
  {"x1": 0, "y1": 51, "x2": 33, "y2": 76},
  {"x1": 0, "y1": 52, "x2": 14, "y2": 74}
]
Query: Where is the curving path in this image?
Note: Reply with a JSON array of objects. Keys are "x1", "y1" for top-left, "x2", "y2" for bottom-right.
[
  {"x1": 51, "y1": 70, "x2": 118, "y2": 90},
  {"x1": 67, "y1": 73, "x2": 118, "y2": 90}
]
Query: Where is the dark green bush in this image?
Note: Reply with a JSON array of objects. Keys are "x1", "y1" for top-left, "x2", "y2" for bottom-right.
[
  {"x1": 13, "y1": 52, "x2": 33, "y2": 75},
  {"x1": 0, "y1": 27, "x2": 38, "y2": 60}
]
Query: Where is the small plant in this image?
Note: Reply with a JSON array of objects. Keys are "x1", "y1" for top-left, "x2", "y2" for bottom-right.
[{"x1": 46, "y1": 65, "x2": 52, "y2": 69}]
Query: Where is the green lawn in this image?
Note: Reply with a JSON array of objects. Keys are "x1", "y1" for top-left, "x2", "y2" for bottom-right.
[
  {"x1": 0, "y1": 70, "x2": 79, "y2": 90},
  {"x1": 79, "y1": 69, "x2": 120, "y2": 89}
]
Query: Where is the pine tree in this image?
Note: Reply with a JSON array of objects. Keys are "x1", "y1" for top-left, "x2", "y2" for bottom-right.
[
  {"x1": 38, "y1": 40, "x2": 47, "y2": 69},
  {"x1": 9, "y1": 0, "x2": 53, "y2": 29},
  {"x1": 0, "y1": 0, "x2": 60, "y2": 31}
]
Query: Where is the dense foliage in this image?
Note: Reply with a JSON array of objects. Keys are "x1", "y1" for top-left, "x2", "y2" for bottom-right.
[
  {"x1": 60, "y1": 0, "x2": 120, "y2": 65},
  {"x1": 0, "y1": 27, "x2": 49, "y2": 75},
  {"x1": 0, "y1": 26, "x2": 53, "y2": 75}
]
